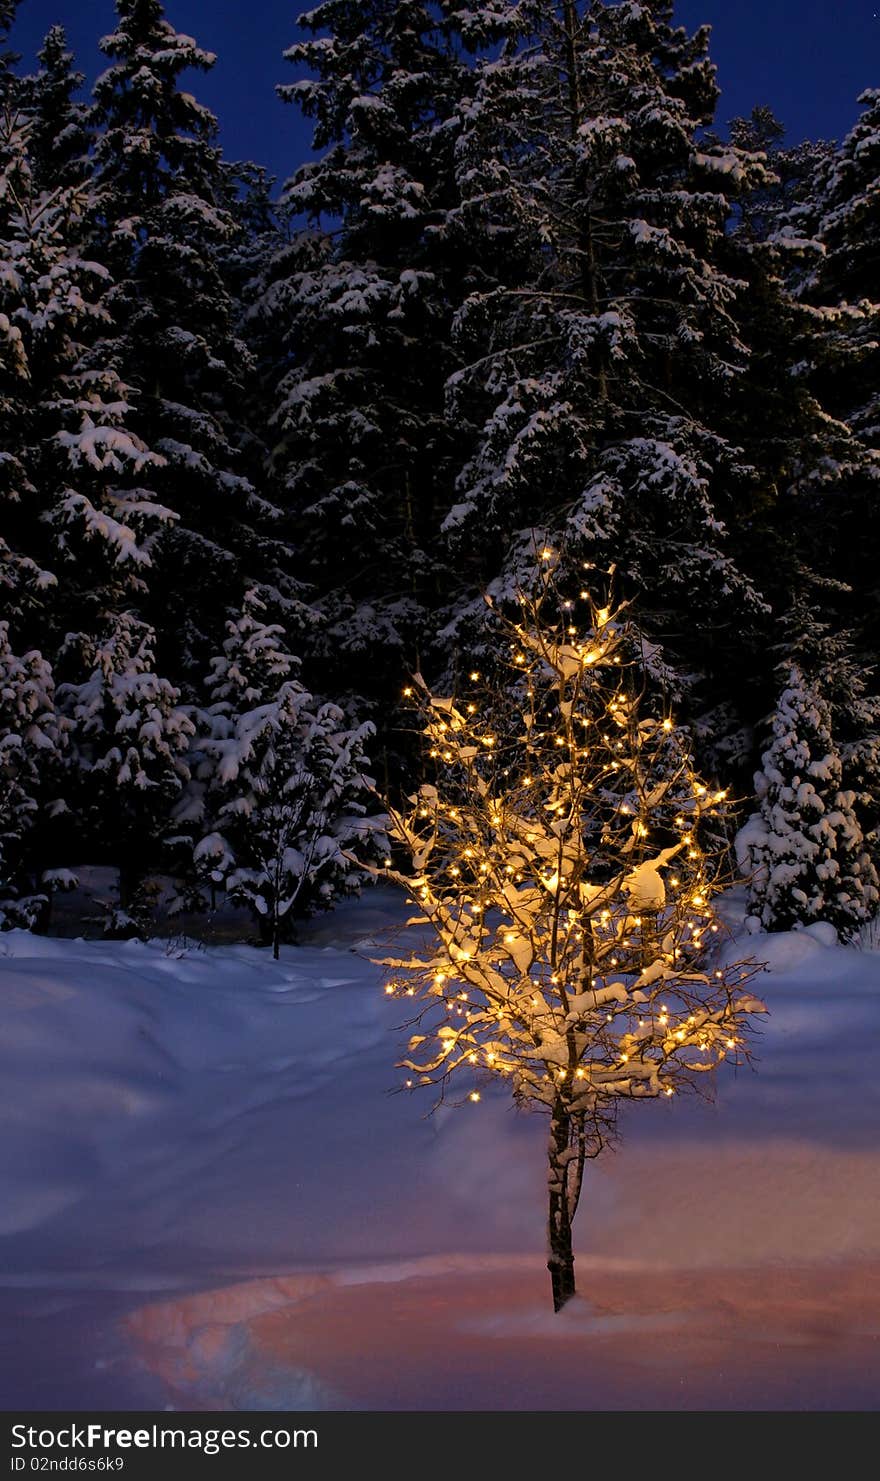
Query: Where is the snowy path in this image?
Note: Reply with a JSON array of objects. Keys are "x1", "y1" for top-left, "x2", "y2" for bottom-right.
[{"x1": 1, "y1": 892, "x2": 878, "y2": 1409}]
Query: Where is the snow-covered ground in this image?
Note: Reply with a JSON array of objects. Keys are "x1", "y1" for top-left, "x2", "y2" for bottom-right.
[{"x1": 1, "y1": 889, "x2": 878, "y2": 1410}]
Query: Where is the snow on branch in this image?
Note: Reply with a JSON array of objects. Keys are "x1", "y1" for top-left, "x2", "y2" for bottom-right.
[{"x1": 377, "y1": 554, "x2": 766, "y2": 1134}]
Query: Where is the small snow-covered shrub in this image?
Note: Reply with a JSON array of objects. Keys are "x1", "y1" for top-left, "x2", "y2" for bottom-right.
[
  {"x1": 0, "y1": 625, "x2": 63, "y2": 930},
  {"x1": 183, "y1": 591, "x2": 384, "y2": 956},
  {"x1": 742, "y1": 664, "x2": 878, "y2": 937}
]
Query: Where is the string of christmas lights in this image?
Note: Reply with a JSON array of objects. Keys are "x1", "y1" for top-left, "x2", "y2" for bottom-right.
[{"x1": 375, "y1": 554, "x2": 767, "y2": 1310}]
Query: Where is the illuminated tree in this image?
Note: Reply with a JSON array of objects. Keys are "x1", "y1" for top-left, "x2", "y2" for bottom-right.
[{"x1": 378, "y1": 558, "x2": 766, "y2": 1312}]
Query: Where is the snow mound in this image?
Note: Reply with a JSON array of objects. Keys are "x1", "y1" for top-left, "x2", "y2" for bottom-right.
[{"x1": 1, "y1": 889, "x2": 878, "y2": 1409}]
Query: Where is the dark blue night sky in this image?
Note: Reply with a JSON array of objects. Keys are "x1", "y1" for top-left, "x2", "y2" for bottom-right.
[{"x1": 10, "y1": 0, "x2": 880, "y2": 191}]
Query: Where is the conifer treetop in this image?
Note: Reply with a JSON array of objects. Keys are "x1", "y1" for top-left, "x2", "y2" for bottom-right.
[
  {"x1": 99, "y1": 0, "x2": 217, "y2": 81},
  {"x1": 24, "y1": 25, "x2": 92, "y2": 189},
  {"x1": 0, "y1": 0, "x2": 20, "y2": 72},
  {"x1": 94, "y1": 0, "x2": 221, "y2": 199},
  {"x1": 283, "y1": 0, "x2": 509, "y2": 155}
]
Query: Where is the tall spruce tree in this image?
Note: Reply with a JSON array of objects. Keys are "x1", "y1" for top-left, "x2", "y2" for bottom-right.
[
  {"x1": 431, "y1": 0, "x2": 780, "y2": 773},
  {"x1": 793, "y1": 88, "x2": 880, "y2": 453},
  {"x1": 723, "y1": 94, "x2": 880, "y2": 901},
  {"x1": 0, "y1": 71, "x2": 193, "y2": 903},
  {"x1": 791, "y1": 91, "x2": 880, "y2": 662},
  {"x1": 0, "y1": 0, "x2": 29, "y2": 614},
  {"x1": 91, "y1": 0, "x2": 293, "y2": 685},
  {"x1": 259, "y1": 1, "x2": 506, "y2": 738},
  {"x1": 757, "y1": 88, "x2": 880, "y2": 761}
]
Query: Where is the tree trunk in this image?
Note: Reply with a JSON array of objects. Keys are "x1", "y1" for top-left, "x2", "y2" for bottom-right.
[
  {"x1": 118, "y1": 861, "x2": 138, "y2": 913},
  {"x1": 257, "y1": 911, "x2": 277, "y2": 954},
  {"x1": 547, "y1": 1100, "x2": 577, "y2": 1312},
  {"x1": 31, "y1": 883, "x2": 52, "y2": 936},
  {"x1": 256, "y1": 908, "x2": 283, "y2": 960},
  {"x1": 560, "y1": 0, "x2": 609, "y2": 404},
  {"x1": 640, "y1": 908, "x2": 659, "y2": 968}
]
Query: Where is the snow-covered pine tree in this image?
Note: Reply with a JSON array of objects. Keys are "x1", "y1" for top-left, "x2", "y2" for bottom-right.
[
  {"x1": 728, "y1": 106, "x2": 835, "y2": 250},
  {"x1": 438, "y1": 0, "x2": 774, "y2": 771},
  {"x1": 0, "y1": 1, "x2": 34, "y2": 618},
  {"x1": 91, "y1": 0, "x2": 294, "y2": 684},
  {"x1": 794, "y1": 87, "x2": 880, "y2": 454},
  {"x1": 0, "y1": 97, "x2": 169, "y2": 641},
  {"x1": 259, "y1": 1, "x2": 506, "y2": 732},
  {"x1": 0, "y1": 0, "x2": 19, "y2": 76},
  {"x1": 0, "y1": 80, "x2": 198, "y2": 919},
  {"x1": 0, "y1": 109, "x2": 36, "y2": 622},
  {"x1": 0, "y1": 621, "x2": 64, "y2": 928},
  {"x1": 187, "y1": 590, "x2": 381, "y2": 957},
  {"x1": 58, "y1": 613, "x2": 193, "y2": 934},
  {"x1": 741, "y1": 662, "x2": 878, "y2": 937},
  {"x1": 721, "y1": 102, "x2": 880, "y2": 846},
  {"x1": 751, "y1": 586, "x2": 880, "y2": 909},
  {"x1": 768, "y1": 88, "x2": 880, "y2": 681},
  {"x1": 379, "y1": 560, "x2": 766, "y2": 1312}
]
